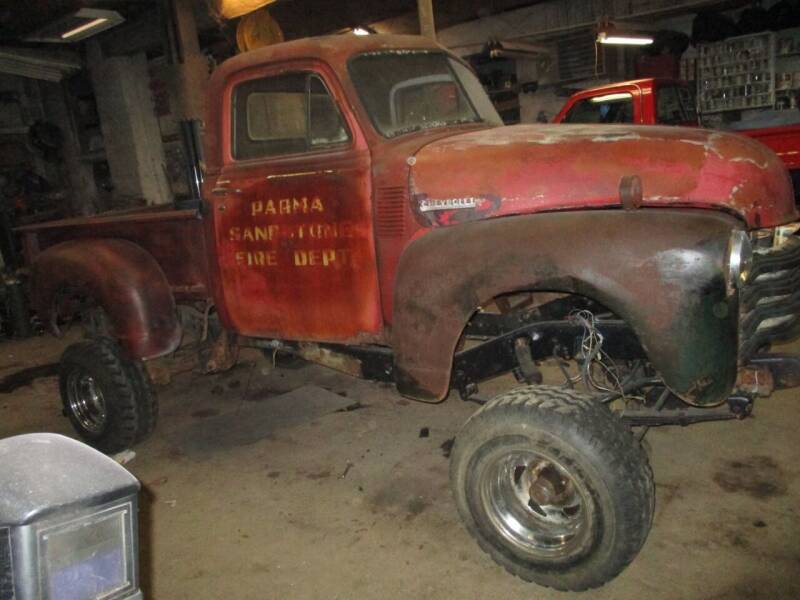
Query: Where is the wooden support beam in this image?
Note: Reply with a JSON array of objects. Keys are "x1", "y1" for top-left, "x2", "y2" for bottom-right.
[{"x1": 417, "y1": 0, "x2": 435, "y2": 39}]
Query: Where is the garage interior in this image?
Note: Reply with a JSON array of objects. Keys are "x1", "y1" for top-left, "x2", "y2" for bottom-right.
[{"x1": 1, "y1": 1, "x2": 800, "y2": 599}]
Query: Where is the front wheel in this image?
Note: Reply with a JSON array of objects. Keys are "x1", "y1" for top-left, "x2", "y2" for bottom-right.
[
  {"x1": 450, "y1": 385, "x2": 654, "y2": 591},
  {"x1": 59, "y1": 338, "x2": 157, "y2": 454}
]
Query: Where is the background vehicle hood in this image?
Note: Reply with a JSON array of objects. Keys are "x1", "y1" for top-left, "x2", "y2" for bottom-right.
[{"x1": 409, "y1": 124, "x2": 797, "y2": 229}]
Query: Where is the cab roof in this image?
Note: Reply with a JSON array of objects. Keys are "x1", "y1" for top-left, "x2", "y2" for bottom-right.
[
  {"x1": 211, "y1": 34, "x2": 445, "y2": 87},
  {"x1": 573, "y1": 77, "x2": 688, "y2": 96}
]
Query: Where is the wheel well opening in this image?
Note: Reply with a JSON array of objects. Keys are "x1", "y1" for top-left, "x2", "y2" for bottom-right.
[
  {"x1": 48, "y1": 284, "x2": 107, "y2": 337},
  {"x1": 452, "y1": 289, "x2": 652, "y2": 401}
]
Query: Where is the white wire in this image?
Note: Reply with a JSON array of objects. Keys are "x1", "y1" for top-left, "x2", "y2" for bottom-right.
[{"x1": 568, "y1": 309, "x2": 625, "y2": 396}]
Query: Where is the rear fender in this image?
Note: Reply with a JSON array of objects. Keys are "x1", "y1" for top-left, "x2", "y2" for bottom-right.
[
  {"x1": 31, "y1": 239, "x2": 181, "y2": 360},
  {"x1": 391, "y1": 209, "x2": 740, "y2": 406}
]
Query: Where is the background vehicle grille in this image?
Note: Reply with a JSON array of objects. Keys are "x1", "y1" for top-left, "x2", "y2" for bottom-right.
[{"x1": 740, "y1": 237, "x2": 800, "y2": 361}]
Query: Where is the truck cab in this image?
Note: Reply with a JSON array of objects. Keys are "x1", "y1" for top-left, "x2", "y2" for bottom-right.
[{"x1": 553, "y1": 78, "x2": 698, "y2": 126}]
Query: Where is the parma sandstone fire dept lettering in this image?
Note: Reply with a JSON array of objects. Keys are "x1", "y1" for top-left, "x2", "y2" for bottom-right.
[
  {"x1": 228, "y1": 225, "x2": 279, "y2": 242},
  {"x1": 229, "y1": 198, "x2": 354, "y2": 269},
  {"x1": 251, "y1": 196, "x2": 324, "y2": 216}
]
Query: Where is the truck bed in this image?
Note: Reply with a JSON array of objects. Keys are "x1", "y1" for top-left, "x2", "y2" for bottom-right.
[
  {"x1": 740, "y1": 123, "x2": 800, "y2": 171},
  {"x1": 17, "y1": 206, "x2": 211, "y2": 301}
]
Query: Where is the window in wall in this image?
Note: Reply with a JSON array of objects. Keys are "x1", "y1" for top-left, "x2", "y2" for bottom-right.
[
  {"x1": 563, "y1": 92, "x2": 634, "y2": 124},
  {"x1": 232, "y1": 72, "x2": 349, "y2": 160}
]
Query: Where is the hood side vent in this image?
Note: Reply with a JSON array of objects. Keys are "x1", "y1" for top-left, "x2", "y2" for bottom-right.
[{"x1": 376, "y1": 187, "x2": 406, "y2": 238}]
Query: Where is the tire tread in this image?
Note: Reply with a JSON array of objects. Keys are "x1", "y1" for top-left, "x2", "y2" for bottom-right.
[
  {"x1": 451, "y1": 385, "x2": 654, "y2": 591},
  {"x1": 60, "y1": 338, "x2": 157, "y2": 453}
]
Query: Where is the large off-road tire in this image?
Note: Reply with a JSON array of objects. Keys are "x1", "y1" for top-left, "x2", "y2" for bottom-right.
[
  {"x1": 59, "y1": 338, "x2": 158, "y2": 454},
  {"x1": 450, "y1": 385, "x2": 654, "y2": 591}
]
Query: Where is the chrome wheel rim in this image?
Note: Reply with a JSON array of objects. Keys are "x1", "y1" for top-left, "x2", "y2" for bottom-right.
[
  {"x1": 66, "y1": 371, "x2": 107, "y2": 434},
  {"x1": 478, "y1": 449, "x2": 592, "y2": 561}
]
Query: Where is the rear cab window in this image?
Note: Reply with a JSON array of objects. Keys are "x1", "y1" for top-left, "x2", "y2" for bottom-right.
[
  {"x1": 657, "y1": 84, "x2": 698, "y2": 125},
  {"x1": 232, "y1": 71, "x2": 350, "y2": 160},
  {"x1": 562, "y1": 92, "x2": 634, "y2": 124}
]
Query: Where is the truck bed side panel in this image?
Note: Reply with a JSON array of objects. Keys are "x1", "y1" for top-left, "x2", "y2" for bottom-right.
[{"x1": 20, "y1": 209, "x2": 211, "y2": 301}]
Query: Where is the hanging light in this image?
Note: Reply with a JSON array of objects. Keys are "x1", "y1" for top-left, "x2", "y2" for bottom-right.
[{"x1": 597, "y1": 28, "x2": 654, "y2": 46}]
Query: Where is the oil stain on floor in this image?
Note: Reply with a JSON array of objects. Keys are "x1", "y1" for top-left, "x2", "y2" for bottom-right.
[{"x1": 712, "y1": 455, "x2": 789, "y2": 499}]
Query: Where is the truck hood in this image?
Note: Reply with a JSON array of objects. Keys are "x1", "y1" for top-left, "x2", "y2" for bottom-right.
[{"x1": 408, "y1": 124, "x2": 797, "y2": 229}]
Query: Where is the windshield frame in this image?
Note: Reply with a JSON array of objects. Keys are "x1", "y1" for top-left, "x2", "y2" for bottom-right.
[{"x1": 347, "y1": 49, "x2": 500, "y2": 139}]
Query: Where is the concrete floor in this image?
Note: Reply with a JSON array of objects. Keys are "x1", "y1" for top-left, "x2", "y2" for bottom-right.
[{"x1": 1, "y1": 333, "x2": 799, "y2": 599}]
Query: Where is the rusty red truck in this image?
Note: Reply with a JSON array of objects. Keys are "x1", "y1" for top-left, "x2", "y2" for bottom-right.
[
  {"x1": 18, "y1": 35, "x2": 800, "y2": 590},
  {"x1": 553, "y1": 77, "x2": 800, "y2": 197}
]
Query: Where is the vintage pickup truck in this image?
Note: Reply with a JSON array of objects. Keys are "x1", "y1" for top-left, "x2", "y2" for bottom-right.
[
  {"x1": 17, "y1": 35, "x2": 800, "y2": 591},
  {"x1": 553, "y1": 77, "x2": 800, "y2": 197}
]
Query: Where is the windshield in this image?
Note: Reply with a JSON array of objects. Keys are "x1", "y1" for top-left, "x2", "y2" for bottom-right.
[{"x1": 349, "y1": 51, "x2": 502, "y2": 138}]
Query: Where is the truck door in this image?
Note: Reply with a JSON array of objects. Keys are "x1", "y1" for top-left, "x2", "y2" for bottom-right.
[{"x1": 210, "y1": 64, "x2": 382, "y2": 342}]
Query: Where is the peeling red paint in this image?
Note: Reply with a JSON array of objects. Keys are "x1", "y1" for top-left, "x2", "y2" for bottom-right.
[{"x1": 409, "y1": 124, "x2": 797, "y2": 230}]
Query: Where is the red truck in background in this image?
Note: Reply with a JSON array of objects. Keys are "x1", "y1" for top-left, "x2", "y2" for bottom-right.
[
  {"x1": 553, "y1": 77, "x2": 800, "y2": 193},
  {"x1": 15, "y1": 36, "x2": 800, "y2": 591}
]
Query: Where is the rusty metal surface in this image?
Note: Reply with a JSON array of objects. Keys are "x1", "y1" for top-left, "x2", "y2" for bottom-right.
[
  {"x1": 619, "y1": 175, "x2": 643, "y2": 211},
  {"x1": 392, "y1": 209, "x2": 740, "y2": 406},
  {"x1": 206, "y1": 136, "x2": 383, "y2": 342},
  {"x1": 409, "y1": 124, "x2": 797, "y2": 230},
  {"x1": 31, "y1": 239, "x2": 181, "y2": 360},
  {"x1": 21, "y1": 209, "x2": 211, "y2": 301},
  {"x1": 748, "y1": 354, "x2": 800, "y2": 390},
  {"x1": 202, "y1": 329, "x2": 239, "y2": 373},
  {"x1": 735, "y1": 365, "x2": 774, "y2": 398},
  {"x1": 16, "y1": 206, "x2": 197, "y2": 232},
  {"x1": 296, "y1": 343, "x2": 364, "y2": 377}
]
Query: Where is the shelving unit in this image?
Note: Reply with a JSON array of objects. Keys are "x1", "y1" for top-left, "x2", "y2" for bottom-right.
[
  {"x1": 697, "y1": 31, "x2": 774, "y2": 113},
  {"x1": 774, "y1": 27, "x2": 800, "y2": 109}
]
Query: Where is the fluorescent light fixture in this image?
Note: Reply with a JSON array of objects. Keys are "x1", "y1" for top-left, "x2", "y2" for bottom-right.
[
  {"x1": 590, "y1": 93, "x2": 632, "y2": 103},
  {"x1": 597, "y1": 31, "x2": 653, "y2": 46},
  {"x1": 61, "y1": 17, "x2": 108, "y2": 39},
  {"x1": 353, "y1": 27, "x2": 371, "y2": 36},
  {"x1": 25, "y1": 8, "x2": 124, "y2": 43}
]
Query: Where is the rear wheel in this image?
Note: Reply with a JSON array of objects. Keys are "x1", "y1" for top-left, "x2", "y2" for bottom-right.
[
  {"x1": 450, "y1": 385, "x2": 654, "y2": 591},
  {"x1": 59, "y1": 338, "x2": 157, "y2": 453}
]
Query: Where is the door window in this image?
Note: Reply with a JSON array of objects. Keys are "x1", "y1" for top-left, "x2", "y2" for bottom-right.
[
  {"x1": 563, "y1": 92, "x2": 634, "y2": 124},
  {"x1": 233, "y1": 72, "x2": 349, "y2": 160}
]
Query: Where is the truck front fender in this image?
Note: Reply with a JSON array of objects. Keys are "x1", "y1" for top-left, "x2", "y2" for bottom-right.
[
  {"x1": 391, "y1": 209, "x2": 740, "y2": 406},
  {"x1": 31, "y1": 239, "x2": 181, "y2": 360}
]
